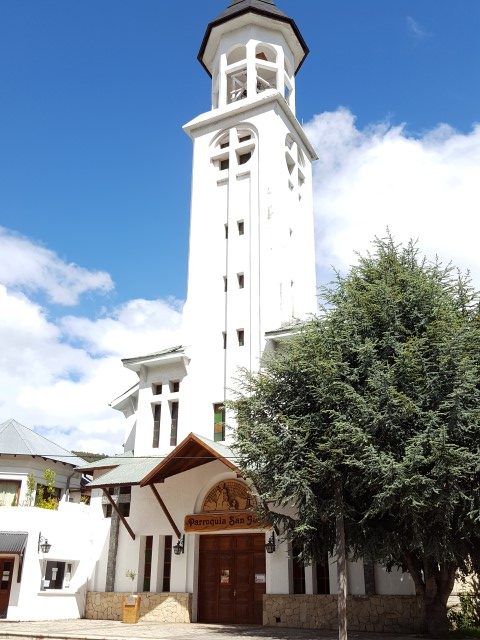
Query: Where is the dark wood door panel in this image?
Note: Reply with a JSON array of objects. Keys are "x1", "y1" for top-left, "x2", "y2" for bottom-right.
[
  {"x1": 0, "y1": 558, "x2": 14, "y2": 619},
  {"x1": 198, "y1": 534, "x2": 266, "y2": 625}
]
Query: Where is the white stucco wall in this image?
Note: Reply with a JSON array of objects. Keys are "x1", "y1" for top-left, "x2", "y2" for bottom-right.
[
  {"x1": 0, "y1": 456, "x2": 82, "y2": 506},
  {"x1": 1, "y1": 503, "x2": 110, "y2": 621}
]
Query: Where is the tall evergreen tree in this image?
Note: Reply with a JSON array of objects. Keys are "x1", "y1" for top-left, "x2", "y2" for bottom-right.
[{"x1": 232, "y1": 236, "x2": 480, "y2": 637}]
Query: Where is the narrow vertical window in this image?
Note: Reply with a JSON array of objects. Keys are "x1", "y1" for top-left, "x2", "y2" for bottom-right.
[
  {"x1": 315, "y1": 554, "x2": 330, "y2": 594},
  {"x1": 152, "y1": 404, "x2": 161, "y2": 448},
  {"x1": 222, "y1": 332, "x2": 227, "y2": 349},
  {"x1": 169, "y1": 380, "x2": 180, "y2": 393},
  {"x1": 224, "y1": 276, "x2": 228, "y2": 292},
  {"x1": 237, "y1": 220, "x2": 245, "y2": 235},
  {"x1": 225, "y1": 224, "x2": 229, "y2": 239},
  {"x1": 292, "y1": 543, "x2": 306, "y2": 594},
  {"x1": 237, "y1": 273, "x2": 244, "y2": 289},
  {"x1": 162, "y1": 536, "x2": 172, "y2": 592},
  {"x1": 170, "y1": 401, "x2": 178, "y2": 446},
  {"x1": 143, "y1": 535, "x2": 153, "y2": 592},
  {"x1": 237, "y1": 329, "x2": 245, "y2": 347},
  {"x1": 213, "y1": 403, "x2": 225, "y2": 442}
]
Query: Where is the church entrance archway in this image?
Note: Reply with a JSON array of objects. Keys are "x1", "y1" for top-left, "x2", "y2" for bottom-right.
[{"x1": 198, "y1": 534, "x2": 266, "y2": 625}]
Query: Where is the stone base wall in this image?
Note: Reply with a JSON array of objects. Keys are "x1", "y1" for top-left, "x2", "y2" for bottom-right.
[
  {"x1": 85, "y1": 592, "x2": 191, "y2": 623},
  {"x1": 263, "y1": 595, "x2": 425, "y2": 634}
]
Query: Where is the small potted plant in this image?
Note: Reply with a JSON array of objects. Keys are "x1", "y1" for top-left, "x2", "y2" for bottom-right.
[{"x1": 122, "y1": 569, "x2": 141, "y2": 624}]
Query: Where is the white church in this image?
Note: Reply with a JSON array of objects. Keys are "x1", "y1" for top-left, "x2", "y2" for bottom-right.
[{"x1": 82, "y1": 0, "x2": 424, "y2": 632}]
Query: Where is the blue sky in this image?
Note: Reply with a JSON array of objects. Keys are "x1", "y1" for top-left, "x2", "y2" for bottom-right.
[
  {"x1": 1, "y1": 0, "x2": 478, "y2": 306},
  {"x1": 0, "y1": 0, "x2": 479, "y2": 452}
]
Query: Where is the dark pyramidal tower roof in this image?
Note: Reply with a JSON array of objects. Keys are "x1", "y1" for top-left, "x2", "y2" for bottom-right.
[
  {"x1": 219, "y1": 0, "x2": 287, "y2": 21},
  {"x1": 198, "y1": 0, "x2": 309, "y2": 76}
]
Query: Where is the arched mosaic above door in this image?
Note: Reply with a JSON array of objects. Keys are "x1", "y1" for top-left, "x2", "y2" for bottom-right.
[{"x1": 202, "y1": 480, "x2": 257, "y2": 513}]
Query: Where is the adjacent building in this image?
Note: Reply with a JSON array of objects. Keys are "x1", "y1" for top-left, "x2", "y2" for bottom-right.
[{"x1": 0, "y1": 419, "x2": 110, "y2": 620}]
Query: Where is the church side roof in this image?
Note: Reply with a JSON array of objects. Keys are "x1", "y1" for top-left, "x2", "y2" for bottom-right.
[{"x1": 0, "y1": 418, "x2": 85, "y2": 467}]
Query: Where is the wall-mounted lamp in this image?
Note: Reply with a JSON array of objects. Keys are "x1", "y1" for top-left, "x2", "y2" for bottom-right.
[
  {"x1": 38, "y1": 533, "x2": 52, "y2": 554},
  {"x1": 265, "y1": 531, "x2": 276, "y2": 554},
  {"x1": 173, "y1": 535, "x2": 185, "y2": 556}
]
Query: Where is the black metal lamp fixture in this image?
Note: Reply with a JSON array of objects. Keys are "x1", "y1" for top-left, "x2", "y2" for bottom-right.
[
  {"x1": 173, "y1": 534, "x2": 185, "y2": 556},
  {"x1": 38, "y1": 533, "x2": 52, "y2": 554},
  {"x1": 265, "y1": 531, "x2": 276, "y2": 554}
]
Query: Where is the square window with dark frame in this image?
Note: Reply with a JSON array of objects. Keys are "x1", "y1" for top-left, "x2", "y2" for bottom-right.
[
  {"x1": 0, "y1": 480, "x2": 21, "y2": 506},
  {"x1": 238, "y1": 151, "x2": 251, "y2": 165},
  {"x1": 237, "y1": 329, "x2": 245, "y2": 347},
  {"x1": 41, "y1": 561, "x2": 73, "y2": 590},
  {"x1": 119, "y1": 501, "x2": 130, "y2": 518},
  {"x1": 153, "y1": 383, "x2": 162, "y2": 395},
  {"x1": 169, "y1": 380, "x2": 180, "y2": 393}
]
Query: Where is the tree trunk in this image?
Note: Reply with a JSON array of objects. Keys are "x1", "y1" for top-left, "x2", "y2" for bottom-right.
[
  {"x1": 335, "y1": 482, "x2": 348, "y2": 640},
  {"x1": 423, "y1": 562, "x2": 457, "y2": 637},
  {"x1": 424, "y1": 596, "x2": 450, "y2": 638},
  {"x1": 404, "y1": 555, "x2": 457, "y2": 638}
]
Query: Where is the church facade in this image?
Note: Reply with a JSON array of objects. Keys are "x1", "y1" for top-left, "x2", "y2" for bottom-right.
[{"x1": 84, "y1": 1, "x2": 423, "y2": 632}]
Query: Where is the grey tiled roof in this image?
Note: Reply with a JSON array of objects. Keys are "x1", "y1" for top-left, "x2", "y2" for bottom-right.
[
  {"x1": 0, "y1": 531, "x2": 28, "y2": 555},
  {"x1": 87, "y1": 457, "x2": 162, "y2": 488},
  {"x1": 75, "y1": 451, "x2": 135, "y2": 472},
  {"x1": 0, "y1": 419, "x2": 85, "y2": 467},
  {"x1": 193, "y1": 433, "x2": 237, "y2": 463}
]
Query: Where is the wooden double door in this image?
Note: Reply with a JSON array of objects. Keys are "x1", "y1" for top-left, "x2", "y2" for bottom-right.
[
  {"x1": 0, "y1": 557, "x2": 14, "y2": 619},
  {"x1": 198, "y1": 534, "x2": 266, "y2": 625}
]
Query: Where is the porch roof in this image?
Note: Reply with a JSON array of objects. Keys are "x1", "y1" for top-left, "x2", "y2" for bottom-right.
[
  {"x1": 86, "y1": 457, "x2": 162, "y2": 488},
  {"x1": 0, "y1": 531, "x2": 28, "y2": 555},
  {"x1": 140, "y1": 433, "x2": 239, "y2": 486}
]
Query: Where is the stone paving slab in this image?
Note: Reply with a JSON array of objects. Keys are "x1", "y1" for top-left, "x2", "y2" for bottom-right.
[{"x1": 0, "y1": 620, "x2": 435, "y2": 640}]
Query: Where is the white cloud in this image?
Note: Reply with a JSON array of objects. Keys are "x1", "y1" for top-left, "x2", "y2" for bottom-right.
[
  {"x1": 406, "y1": 16, "x2": 430, "y2": 40},
  {"x1": 0, "y1": 227, "x2": 113, "y2": 305},
  {"x1": 305, "y1": 108, "x2": 480, "y2": 289},
  {"x1": 0, "y1": 232, "x2": 182, "y2": 453},
  {"x1": 61, "y1": 297, "x2": 183, "y2": 358}
]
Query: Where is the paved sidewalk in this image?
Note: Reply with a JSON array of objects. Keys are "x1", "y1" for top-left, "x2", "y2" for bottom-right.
[{"x1": 0, "y1": 620, "x2": 431, "y2": 640}]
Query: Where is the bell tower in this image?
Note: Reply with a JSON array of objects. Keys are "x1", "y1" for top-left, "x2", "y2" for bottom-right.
[{"x1": 180, "y1": 0, "x2": 318, "y2": 442}]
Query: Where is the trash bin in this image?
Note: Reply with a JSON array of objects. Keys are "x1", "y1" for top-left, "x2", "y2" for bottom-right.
[{"x1": 122, "y1": 594, "x2": 141, "y2": 623}]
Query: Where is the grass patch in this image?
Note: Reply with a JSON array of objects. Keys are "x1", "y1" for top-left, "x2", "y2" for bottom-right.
[{"x1": 450, "y1": 628, "x2": 480, "y2": 638}]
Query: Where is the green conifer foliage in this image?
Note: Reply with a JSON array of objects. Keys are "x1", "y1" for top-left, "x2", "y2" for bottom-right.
[{"x1": 232, "y1": 235, "x2": 480, "y2": 637}]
